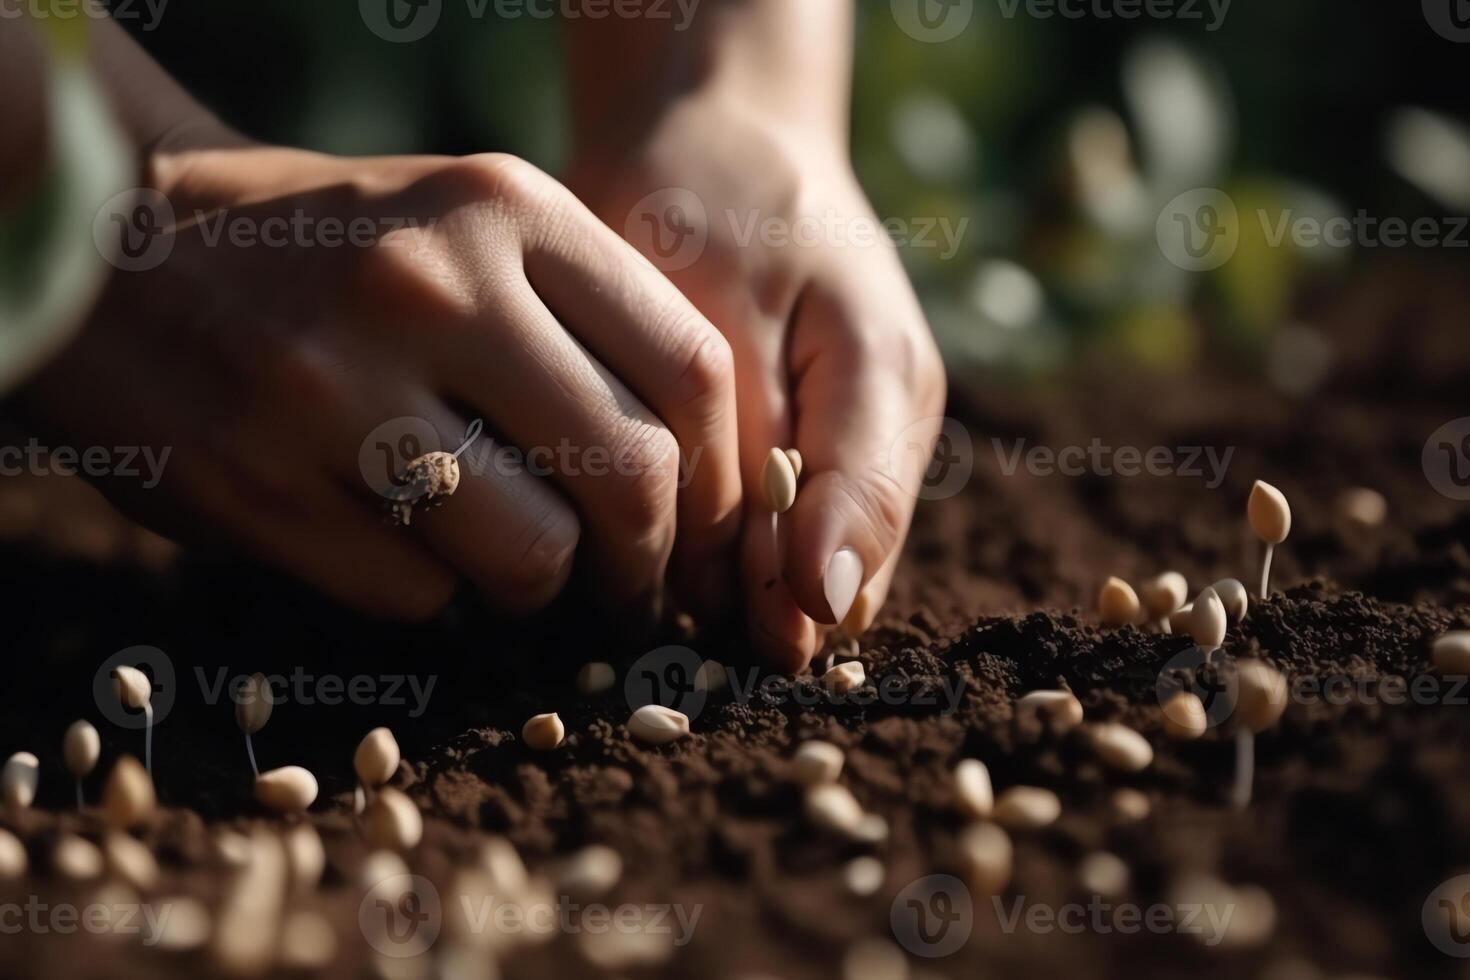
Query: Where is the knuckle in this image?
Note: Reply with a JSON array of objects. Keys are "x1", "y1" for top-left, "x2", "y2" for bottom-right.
[
  {"x1": 611, "y1": 422, "x2": 680, "y2": 534},
  {"x1": 833, "y1": 470, "x2": 909, "y2": 552},
  {"x1": 670, "y1": 321, "x2": 735, "y2": 417}
]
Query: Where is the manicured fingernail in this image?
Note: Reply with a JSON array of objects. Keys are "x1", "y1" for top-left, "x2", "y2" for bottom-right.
[{"x1": 823, "y1": 547, "x2": 863, "y2": 625}]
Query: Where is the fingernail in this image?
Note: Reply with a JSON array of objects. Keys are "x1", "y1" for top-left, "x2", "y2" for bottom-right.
[{"x1": 823, "y1": 547, "x2": 864, "y2": 626}]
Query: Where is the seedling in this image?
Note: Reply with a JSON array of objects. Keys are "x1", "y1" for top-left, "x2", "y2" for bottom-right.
[
  {"x1": 111, "y1": 665, "x2": 155, "y2": 776},
  {"x1": 1189, "y1": 587, "x2": 1227, "y2": 656},
  {"x1": 1248, "y1": 481, "x2": 1291, "y2": 599},
  {"x1": 387, "y1": 419, "x2": 484, "y2": 526},
  {"x1": 63, "y1": 720, "x2": 100, "y2": 808},
  {"x1": 234, "y1": 673, "x2": 274, "y2": 777},
  {"x1": 1229, "y1": 660, "x2": 1287, "y2": 810}
]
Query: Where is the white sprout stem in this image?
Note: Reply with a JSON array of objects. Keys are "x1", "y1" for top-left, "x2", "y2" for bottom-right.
[
  {"x1": 1159, "y1": 617, "x2": 1172, "y2": 636},
  {"x1": 1231, "y1": 730, "x2": 1255, "y2": 810},
  {"x1": 143, "y1": 703, "x2": 154, "y2": 777},
  {"x1": 246, "y1": 733, "x2": 259, "y2": 777},
  {"x1": 75, "y1": 780, "x2": 83, "y2": 810},
  {"x1": 770, "y1": 511, "x2": 780, "y2": 565},
  {"x1": 453, "y1": 418, "x2": 484, "y2": 458},
  {"x1": 1260, "y1": 543, "x2": 1274, "y2": 600}
]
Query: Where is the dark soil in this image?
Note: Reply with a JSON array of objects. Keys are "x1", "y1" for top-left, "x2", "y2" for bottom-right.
[{"x1": 0, "y1": 262, "x2": 1467, "y2": 980}]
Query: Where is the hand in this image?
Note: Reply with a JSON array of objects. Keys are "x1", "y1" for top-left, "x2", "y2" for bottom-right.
[
  {"x1": 570, "y1": 93, "x2": 947, "y2": 670},
  {"x1": 16, "y1": 141, "x2": 744, "y2": 620}
]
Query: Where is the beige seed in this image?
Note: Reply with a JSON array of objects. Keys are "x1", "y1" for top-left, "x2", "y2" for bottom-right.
[
  {"x1": 804, "y1": 783, "x2": 866, "y2": 836},
  {"x1": 522, "y1": 712, "x2": 565, "y2": 751},
  {"x1": 211, "y1": 831, "x2": 287, "y2": 975},
  {"x1": 214, "y1": 829, "x2": 252, "y2": 868},
  {"x1": 558, "y1": 844, "x2": 622, "y2": 898},
  {"x1": 366, "y1": 787, "x2": 423, "y2": 851},
  {"x1": 1110, "y1": 787, "x2": 1151, "y2": 823},
  {"x1": 1015, "y1": 689, "x2": 1084, "y2": 734},
  {"x1": 354, "y1": 728, "x2": 401, "y2": 788},
  {"x1": 234, "y1": 672, "x2": 274, "y2": 735},
  {"x1": 1234, "y1": 660, "x2": 1288, "y2": 732},
  {"x1": 111, "y1": 665, "x2": 153, "y2": 709},
  {"x1": 1211, "y1": 578, "x2": 1250, "y2": 622},
  {"x1": 1336, "y1": 486, "x2": 1387, "y2": 530},
  {"x1": 1167, "y1": 602, "x2": 1195, "y2": 635},
  {"x1": 104, "y1": 832, "x2": 159, "y2": 890},
  {"x1": 761, "y1": 447, "x2": 798, "y2": 513},
  {"x1": 255, "y1": 766, "x2": 318, "y2": 814},
  {"x1": 694, "y1": 659, "x2": 728, "y2": 693},
  {"x1": 627, "y1": 704, "x2": 691, "y2": 745},
  {"x1": 823, "y1": 660, "x2": 866, "y2": 695},
  {"x1": 479, "y1": 837, "x2": 529, "y2": 895},
  {"x1": 1248, "y1": 480, "x2": 1292, "y2": 544},
  {"x1": 152, "y1": 896, "x2": 212, "y2": 951},
  {"x1": 1078, "y1": 851, "x2": 1129, "y2": 897},
  {"x1": 784, "y1": 448, "x2": 804, "y2": 480},
  {"x1": 992, "y1": 786, "x2": 1061, "y2": 829},
  {"x1": 958, "y1": 822, "x2": 1012, "y2": 894},
  {"x1": 1140, "y1": 572, "x2": 1189, "y2": 620},
  {"x1": 953, "y1": 759, "x2": 993, "y2": 819},
  {"x1": 1433, "y1": 631, "x2": 1470, "y2": 675},
  {"x1": 2, "y1": 751, "x2": 39, "y2": 810},
  {"x1": 854, "y1": 813, "x2": 889, "y2": 845},
  {"x1": 63, "y1": 720, "x2": 101, "y2": 779},
  {"x1": 1190, "y1": 587, "x2": 1228, "y2": 650},
  {"x1": 1161, "y1": 691, "x2": 1208, "y2": 740},
  {"x1": 284, "y1": 823, "x2": 326, "y2": 893},
  {"x1": 576, "y1": 661, "x2": 616, "y2": 695},
  {"x1": 279, "y1": 910, "x2": 337, "y2": 970},
  {"x1": 1090, "y1": 723, "x2": 1154, "y2": 772},
  {"x1": 0, "y1": 829, "x2": 26, "y2": 879},
  {"x1": 1098, "y1": 576, "x2": 1141, "y2": 627},
  {"x1": 792, "y1": 741, "x2": 845, "y2": 786},
  {"x1": 103, "y1": 755, "x2": 156, "y2": 829},
  {"x1": 53, "y1": 835, "x2": 104, "y2": 880},
  {"x1": 843, "y1": 856, "x2": 885, "y2": 897},
  {"x1": 358, "y1": 849, "x2": 410, "y2": 894}
]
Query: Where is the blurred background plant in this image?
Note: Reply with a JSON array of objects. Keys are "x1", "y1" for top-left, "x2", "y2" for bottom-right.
[{"x1": 120, "y1": 0, "x2": 1469, "y2": 386}]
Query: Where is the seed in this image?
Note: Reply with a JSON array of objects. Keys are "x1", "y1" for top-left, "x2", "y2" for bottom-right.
[
  {"x1": 2, "y1": 751, "x2": 39, "y2": 810},
  {"x1": 1089, "y1": 723, "x2": 1154, "y2": 772},
  {"x1": 1190, "y1": 587, "x2": 1227, "y2": 650},
  {"x1": 103, "y1": 755, "x2": 156, "y2": 829},
  {"x1": 784, "y1": 448, "x2": 804, "y2": 480},
  {"x1": 558, "y1": 844, "x2": 622, "y2": 898},
  {"x1": 111, "y1": 665, "x2": 153, "y2": 709},
  {"x1": 1161, "y1": 691, "x2": 1208, "y2": 740},
  {"x1": 0, "y1": 829, "x2": 25, "y2": 879},
  {"x1": 214, "y1": 830, "x2": 253, "y2": 868},
  {"x1": 387, "y1": 451, "x2": 461, "y2": 526},
  {"x1": 761, "y1": 447, "x2": 797, "y2": 514},
  {"x1": 953, "y1": 759, "x2": 993, "y2": 819},
  {"x1": 53, "y1": 835, "x2": 104, "y2": 880},
  {"x1": 694, "y1": 659, "x2": 728, "y2": 693},
  {"x1": 1078, "y1": 851, "x2": 1129, "y2": 897},
  {"x1": 823, "y1": 660, "x2": 866, "y2": 695},
  {"x1": 1098, "y1": 576, "x2": 1141, "y2": 627},
  {"x1": 211, "y1": 830, "x2": 287, "y2": 975},
  {"x1": 1015, "y1": 689, "x2": 1084, "y2": 735},
  {"x1": 365, "y1": 786, "x2": 422, "y2": 851},
  {"x1": 279, "y1": 910, "x2": 337, "y2": 970},
  {"x1": 151, "y1": 897, "x2": 211, "y2": 951},
  {"x1": 992, "y1": 786, "x2": 1061, "y2": 829},
  {"x1": 792, "y1": 741, "x2": 845, "y2": 786},
  {"x1": 63, "y1": 720, "x2": 101, "y2": 779},
  {"x1": 958, "y1": 822, "x2": 1012, "y2": 894},
  {"x1": 627, "y1": 704, "x2": 690, "y2": 745},
  {"x1": 804, "y1": 783, "x2": 866, "y2": 836},
  {"x1": 104, "y1": 832, "x2": 159, "y2": 891},
  {"x1": 1248, "y1": 480, "x2": 1292, "y2": 544},
  {"x1": 1433, "y1": 631, "x2": 1470, "y2": 675},
  {"x1": 479, "y1": 837, "x2": 529, "y2": 895},
  {"x1": 1234, "y1": 660, "x2": 1288, "y2": 732},
  {"x1": 854, "y1": 813, "x2": 889, "y2": 844},
  {"x1": 1109, "y1": 787, "x2": 1151, "y2": 823},
  {"x1": 1167, "y1": 602, "x2": 1195, "y2": 635},
  {"x1": 576, "y1": 661, "x2": 616, "y2": 695},
  {"x1": 234, "y1": 672, "x2": 274, "y2": 735},
  {"x1": 353, "y1": 727, "x2": 401, "y2": 788},
  {"x1": 358, "y1": 849, "x2": 410, "y2": 894},
  {"x1": 255, "y1": 766, "x2": 318, "y2": 813},
  {"x1": 522, "y1": 712, "x2": 565, "y2": 751},
  {"x1": 1211, "y1": 578, "x2": 1249, "y2": 622},
  {"x1": 843, "y1": 856, "x2": 885, "y2": 897},
  {"x1": 284, "y1": 823, "x2": 325, "y2": 894},
  {"x1": 1140, "y1": 572, "x2": 1188, "y2": 620},
  {"x1": 1336, "y1": 486, "x2": 1386, "y2": 530}
]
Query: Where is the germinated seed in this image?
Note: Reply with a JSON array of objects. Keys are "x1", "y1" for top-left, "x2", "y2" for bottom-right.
[
  {"x1": 576, "y1": 661, "x2": 616, "y2": 695},
  {"x1": 112, "y1": 666, "x2": 152, "y2": 709},
  {"x1": 1234, "y1": 661, "x2": 1288, "y2": 732},
  {"x1": 823, "y1": 661, "x2": 866, "y2": 695},
  {"x1": 103, "y1": 755, "x2": 155, "y2": 829},
  {"x1": 1167, "y1": 602, "x2": 1195, "y2": 635},
  {"x1": 1161, "y1": 691, "x2": 1208, "y2": 740},
  {"x1": 354, "y1": 728, "x2": 401, "y2": 788},
  {"x1": 1015, "y1": 689, "x2": 1084, "y2": 735},
  {"x1": 992, "y1": 786, "x2": 1061, "y2": 829},
  {"x1": 63, "y1": 720, "x2": 100, "y2": 779},
  {"x1": 761, "y1": 447, "x2": 798, "y2": 514},
  {"x1": 522, "y1": 712, "x2": 565, "y2": 751},
  {"x1": 2, "y1": 752, "x2": 39, "y2": 810},
  {"x1": 1211, "y1": 578, "x2": 1249, "y2": 622},
  {"x1": 365, "y1": 787, "x2": 423, "y2": 851},
  {"x1": 1090, "y1": 723, "x2": 1154, "y2": 772},
  {"x1": 1190, "y1": 587, "x2": 1228, "y2": 650},
  {"x1": 1248, "y1": 480, "x2": 1291, "y2": 544},
  {"x1": 1098, "y1": 576, "x2": 1141, "y2": 627},
  {"x1": 234, "y1": 673, "x2": 274, "y2": 735},
  {"x1": 958, "y1": 822, "x2": 1012, "y2": 894},
  {"x1": 1140, "y1": 572, "x2": 1189, "y2": 620},
  {"x1": 954, "y1": 759, "x2": 994, "y2": 819},
  {"x1": 784, "y1": 448, "x2": 803, "y2": 480},
  {"x1": 792, "y1": 741, "x2": 845, "y2": 786},
  {"x1": 628, "y1": 704, "x2": 690, "y2": 745},
  {"x1": 255, "y1": 766, "x2": 319, "y2": 814}
]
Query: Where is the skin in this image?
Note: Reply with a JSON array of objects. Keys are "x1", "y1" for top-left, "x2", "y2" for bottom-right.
[{"x1": 4, "y1": 6, "x2": 945, "y2": 671}]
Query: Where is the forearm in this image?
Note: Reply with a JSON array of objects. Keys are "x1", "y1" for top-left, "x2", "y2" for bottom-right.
[{"x1": 564, "y1": 0, "x2": 853, "y2": 154}]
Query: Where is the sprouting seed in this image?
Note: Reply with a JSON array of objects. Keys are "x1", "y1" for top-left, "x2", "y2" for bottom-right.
[
  {"x1": 1248, "y1": 481, "x2": 1291, "y2": 599},
  {"x1": 387, "y1": 419, "x2": 483, "y2": 526},
  {"x1": 761, "y1": 447, "x2": 798, "y2": 569},
  {"x1": 112, "y1": 665, "x2": 156, "y2": 776},
  {"x1": 255, "y1": 766, "x2": 318, "y2": 814},
  {"x1": 354, "y1": 727, "x2": 401, "y2": 794},
  {"x1": 102, "y1": 755, "x2": 156, "y2": 830},
  {"x1": 2, "y1": 752, "x2": 39, "y2": 812},
  {"x1": 234, "y1": 673, "x2": 274, "y2": 778},
  {"x1": 784, "y1": 448, "x2": 804, "y2": 480},
  {"x1": 63, "y1": 720, "x2": 101, "y2": 808},
  {"x1": 1190, "y1": 587, "x2": 1228, "y2": 653},
  {"x1": 1161, "y1": 692, "x2": 1208, "y2": 740},
  {"x1": 1140, "y1": 572, "x2": 1188, "y2": 632},
  {"x1": 1230, "y1": 660, "x2": 1288, "y2": 811},
  {"x1": 1098, "y1": 577, "x2": 1141, "y2": 628},
  {"x1": 1210, "y1": 578, "x2": 1250, "y2": 622}
]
